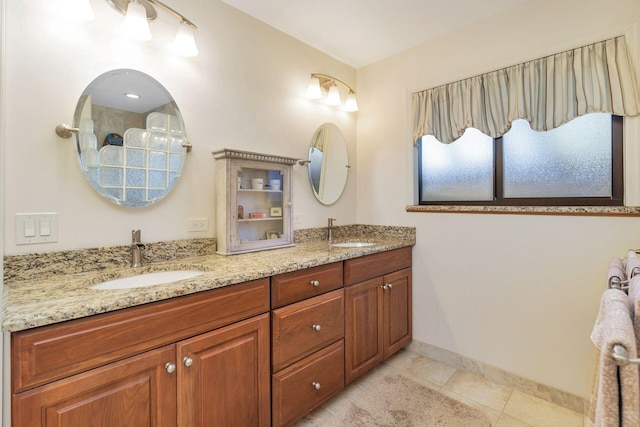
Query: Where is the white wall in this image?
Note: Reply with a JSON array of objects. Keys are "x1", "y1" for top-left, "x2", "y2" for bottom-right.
[
  {"x1": 357, "y1": 0, "x2": 640, "y2": 398},
  {"x1": 2, "y1": 0, "x2": 357, "y2": 255}
]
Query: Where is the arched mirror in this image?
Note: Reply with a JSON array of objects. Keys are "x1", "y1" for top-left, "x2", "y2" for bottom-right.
[
  {"x1": 71, "y1": 69, "x2": 190, "y2": 207},
  {"x1": 307, "y1": 123, "x2": 349, "y2": 205}
]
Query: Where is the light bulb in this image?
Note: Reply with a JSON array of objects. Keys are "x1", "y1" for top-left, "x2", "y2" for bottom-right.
[
  {"x1": 344, "y1": 92, "x2": 358, "y2": 112},
  {"x1": 173, "y1": 22, "x2": 199, "y2": 57},
  {"x1": 306, "y1": 76, "x2": 322, "y2": 99},
  {"x1": 121, "y1": 0, "x2": 151, "y2": 41},
  {"x1": 326, "y1": 84, "x2": 341, "y2": 106}
]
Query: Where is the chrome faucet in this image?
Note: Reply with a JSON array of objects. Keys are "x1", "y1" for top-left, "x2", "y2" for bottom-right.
[
  {"x1": 131, "y1": 229, "x2": 145, "y2": 268},
  {"x1": 327, "y1": 218, "x2": 337, "y2": 243}
]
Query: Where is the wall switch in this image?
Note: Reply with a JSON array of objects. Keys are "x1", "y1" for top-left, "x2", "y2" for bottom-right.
[
  {"x1": 16, "y1": 213, "x2": 58, "y2": 245},
  {"x1": 187, "y1": 218, "x2": 209, "y2": 232}
]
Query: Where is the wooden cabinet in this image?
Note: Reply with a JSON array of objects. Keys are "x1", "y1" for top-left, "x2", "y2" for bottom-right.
[
  {"x1": 13, "y1": 345, "x2": 177, "y2": 427},
  {"x1": 11, "y1": 246, "x2": 412, "y2": 426},
  {"x1": 344, "y1": 247, "x2": 412, "y2": 384},
  {"x1": 213, "y1": 148, "x2": 297, "y2": 255},
  {"x1": 272, "y1": 340, "x2": 345, "y2": 427},
  {"x1": 270, "y1": 264, "x2": 345, "y2": 426},
  {"x1": 11, "y1": 280, "x2": 271, "y2": 427},
  {"x1": 177, "y1": 314, "x2": 270, "y2": 427}
]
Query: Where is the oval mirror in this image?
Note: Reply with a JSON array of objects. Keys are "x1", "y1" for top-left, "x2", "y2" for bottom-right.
[
  {"x1": 307, "y1": 123, "x2": 349, "y2": 205},
  {"x1": 72, "y1": 69, "x2": 189, "y2": 207}
]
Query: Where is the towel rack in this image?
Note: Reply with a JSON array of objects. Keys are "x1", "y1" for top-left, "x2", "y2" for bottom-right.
[
  {"x1": 609, "y1": 277, "x2": 630, "y2": 290},
  {"x1": 612, "y1": 344, "x2": 640, "y2": 366}
]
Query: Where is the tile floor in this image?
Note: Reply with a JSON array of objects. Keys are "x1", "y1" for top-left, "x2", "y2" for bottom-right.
[{"x1": 296, "y1": 348, "x2": 587, "y2": 427}]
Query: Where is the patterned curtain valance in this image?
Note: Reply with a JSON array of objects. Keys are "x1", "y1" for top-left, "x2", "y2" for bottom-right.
[{"x1": 412, "y1": 36, "x2": 640, "y2": 144}]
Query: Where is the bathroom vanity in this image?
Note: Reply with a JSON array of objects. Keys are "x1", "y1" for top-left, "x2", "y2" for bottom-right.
[{"x1": 4, "y1": 228, "x2": 414, "y2": 426}]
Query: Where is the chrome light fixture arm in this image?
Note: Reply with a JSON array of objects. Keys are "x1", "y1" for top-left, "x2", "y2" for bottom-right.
[
  {"x1": 147, "y1": 0, "x2": 197, "y2": 29},
  {"x1": 310, "y1": 73, "x2": 355, "y2": 94}
]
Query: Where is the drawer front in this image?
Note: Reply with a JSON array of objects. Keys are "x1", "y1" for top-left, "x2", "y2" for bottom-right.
[
  {"x1": 272, "y1": 340, "x2": 344, "y2": 427},
  {"x1": 344, "y1": 246, "x2": 412, "y2": 286},
  {"x1": 272, "y1": 289, "x2": 344, "y2": 372},
  {"x1": 12, "y1": 279, "x2": 270, "y2": 393},
  {"x1": 271, "y1": 262, "x2": 343, "y2": 308}
]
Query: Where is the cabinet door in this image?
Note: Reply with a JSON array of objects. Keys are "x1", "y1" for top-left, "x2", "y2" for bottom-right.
[
  {"x1": 344, "y1": 277, "x2": 384, "y2": 384},
  {"x1": 13, "y1": 345, "x2": 177, "y2": 427},
  {"x1": 177, "y1": 313, "x2": 270, "y2": 427},
  {"x1": 383, "y1": 267, "x2": 412, "y2": 358}
]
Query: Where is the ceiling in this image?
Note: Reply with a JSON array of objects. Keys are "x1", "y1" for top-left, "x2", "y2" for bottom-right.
[{"x1": 221, "y1": 0, "x2": 530, "y2": 68}]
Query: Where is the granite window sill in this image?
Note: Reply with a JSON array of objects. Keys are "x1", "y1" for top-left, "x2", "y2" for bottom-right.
[{"x1": 406, "y1": 205, "x2": 640, "y2": 217}]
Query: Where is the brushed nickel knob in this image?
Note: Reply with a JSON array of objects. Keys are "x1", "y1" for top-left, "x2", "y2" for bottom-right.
[
  {"x1": 165, "y1": 362, "x2": 176, "y2": 374},
  {"x1": 183, "y1": 357, "x2": 194, "y2": 367},
  {"x1": 312, "y1": 324, "x2": 321, "y2": 331},
  {"x1": 387, "y1": 283, "x2": 393, "y2": 289},
  {"x1": 381, "y1": 284, "x2": 389, "y2": 290},
  {"x1": 310, "y1": 280, "x2": 320, "y2": 287},
  {"x1": 312, "y1": 382, "x2": 321, "y2": 390}
]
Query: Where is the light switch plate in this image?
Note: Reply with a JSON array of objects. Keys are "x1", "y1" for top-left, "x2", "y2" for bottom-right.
[
  {"x1": 16, "y1": 213, "x2": 59, "y2": 245},
  {"x1": 187, "y1": 218, "x2": 209, "y2": 232}
]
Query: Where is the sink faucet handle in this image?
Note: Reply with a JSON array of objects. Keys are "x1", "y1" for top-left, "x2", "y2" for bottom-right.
[
  {"x1": 328, "y1": 218, "x2": 336, "y2": 227},
  {"x1": 132, "y1": 229, "x2": 141, "y2": 244}
]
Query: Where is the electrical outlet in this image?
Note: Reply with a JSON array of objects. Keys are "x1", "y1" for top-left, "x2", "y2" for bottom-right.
[
  {"x1": 293, "y1": 213, "x2": 302, "y2": 226},
  {"x1": 187, "y1": 218, "x2": 209, "y2": 232}
]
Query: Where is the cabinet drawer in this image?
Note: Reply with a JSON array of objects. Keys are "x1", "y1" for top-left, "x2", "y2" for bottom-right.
[
  {"x1": 344, "y1": 246, "x2": 412, "y2": 285},
  {"x1": 271, "y1": 262, "x2": 343, "y2": 308},
  {"x1": 272, "y1": 340, "x2": 344, "y2": 427},
  {"x1": 272, "y1": 289, "x2": 344, "y2": 372},
  {"x1": 12, "y1": 279, "x2": 270, "y2": 393}
]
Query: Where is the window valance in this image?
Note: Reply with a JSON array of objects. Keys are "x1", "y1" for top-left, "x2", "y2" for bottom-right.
[{"x1": 412, "y1": 36, "x2": 640, "y2": 144}]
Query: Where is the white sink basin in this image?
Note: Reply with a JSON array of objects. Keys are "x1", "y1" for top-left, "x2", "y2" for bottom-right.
[
  {"x1": 90, "y1": 270, "x2": 204, "y2": 290},
  {"x1": 331, "y1": 242, "x2": 376, "y2": 248}
]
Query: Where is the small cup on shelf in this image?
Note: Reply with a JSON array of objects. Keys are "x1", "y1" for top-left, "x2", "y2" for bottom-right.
[{"x1": 251, "y1": 178, "x2": 264, "y2": 190}]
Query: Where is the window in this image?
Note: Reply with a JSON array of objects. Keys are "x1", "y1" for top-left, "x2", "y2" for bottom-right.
[{"x1": 418, "y1": 113, "x2": 623, "y2": 206}]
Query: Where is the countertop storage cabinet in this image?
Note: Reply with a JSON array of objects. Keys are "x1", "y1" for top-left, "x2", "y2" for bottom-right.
[
  {"x1": 11, "y1": 279, "x2": 271, "y2": 427},
  {"x1": 344, "y1": 247, "x2": 412, "y2": 384},
  {"x1": 271, "y1": 262, "x2": 345, "y2": 427},
  {"x1": 213, "y1": 149, "x2": 297, "y2": 255}
]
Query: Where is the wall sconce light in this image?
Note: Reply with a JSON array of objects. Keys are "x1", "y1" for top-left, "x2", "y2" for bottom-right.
[
  {"x1": 102, "y1": 0, "x2": 199, "y2": 56},
  {"x1": 306, "y1": 73, "x2": 358, "y2": 112}
]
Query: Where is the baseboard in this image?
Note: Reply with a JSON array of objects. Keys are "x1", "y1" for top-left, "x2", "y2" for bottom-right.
[{"x1": 407, "y1": 340, "x2": 588, "y2": 415}]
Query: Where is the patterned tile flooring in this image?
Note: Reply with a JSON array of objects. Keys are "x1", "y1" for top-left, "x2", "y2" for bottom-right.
[{"x1": 296, "y1": 349, "x2": 586, "y2": 426}]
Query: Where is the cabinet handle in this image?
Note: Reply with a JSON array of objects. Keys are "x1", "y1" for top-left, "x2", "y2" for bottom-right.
[
  {"x1": 312, "y1": 324, "x2": 322, "y2": 331},
  {"x1": 183, "y1": 357, "x2": 194, "y2": 367},
  {"x1": 165, "y1": 362, "x2": 176, "y2": 374},
  {"x1": 310, "y1": 280, "x2": 320, "y2": 287},
  {"x1": 381, "y1": 284, "x2": 389, "y2": 290},
  {"x1": 387, "y1": 283, "x2": 393, "y2": 289},
  {"x1": 312, "y1": 381, "x2": 321, "y2": 390}
]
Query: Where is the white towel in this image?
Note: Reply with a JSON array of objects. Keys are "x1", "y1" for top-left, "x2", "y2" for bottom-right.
[{"x1": 589, "y1": 289, "x2": 640, "y2": 427}]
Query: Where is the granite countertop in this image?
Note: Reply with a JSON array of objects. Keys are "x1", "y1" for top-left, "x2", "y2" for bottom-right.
[{"x1": 3, "y1": 226, "x2": 415, "y2": 333}]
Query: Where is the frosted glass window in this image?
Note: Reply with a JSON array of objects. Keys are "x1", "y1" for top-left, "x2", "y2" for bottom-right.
[
  {"x1": 420, "y1": 128, "x2": 494, "y2": 201},
  {"x1": 503, "y1": 114, "x2": 612, "y2": 198}
]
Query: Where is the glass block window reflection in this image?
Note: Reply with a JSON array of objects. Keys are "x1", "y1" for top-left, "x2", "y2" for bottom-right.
[
  {"x1": 420, "y1": 128, "x2": 494, "y2": 202},
  {"x1": 97, "y1": 112, "x2": 186, "y2": 206},
  {"x1": 503, "y1": 114, "x2": 612, "y2": 198}
]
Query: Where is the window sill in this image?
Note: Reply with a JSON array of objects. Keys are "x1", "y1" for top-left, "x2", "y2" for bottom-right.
[{"x1": 406, "y1": 205, "x2": 640, "y2": 217}]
